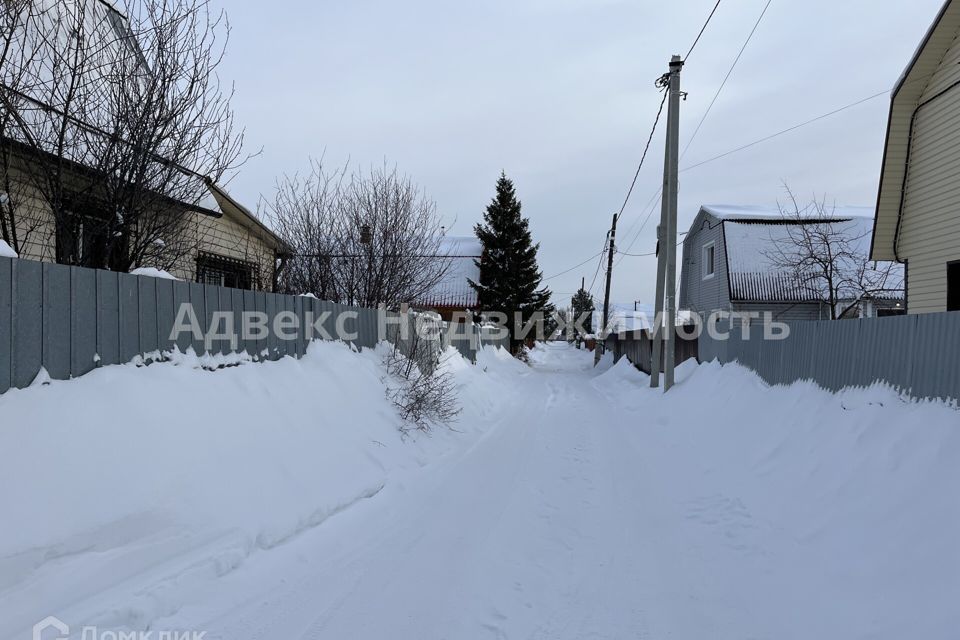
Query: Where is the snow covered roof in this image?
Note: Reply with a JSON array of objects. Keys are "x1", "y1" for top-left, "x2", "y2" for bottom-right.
[
  {"x1": 415, "y1": 236, "x2": 482, "y2": 309},
  {"x1": 724, "y1": 217, "x2": 873, "y2": 273},
  {"x1": 723, "y1": 216, "x2": 903, "y2": 302},
  {"x1": 129, "y1": 267, "x2": 178, "y2": 280},
  {"x1": 0, "y1": 239, "x2": 18, "y2": 259},
  {"x1": 702, "y1": 204, "x2": 876, "y2": 222},
  {"x1": 593, "y1": 303, "x2": 695, "y2": 336}
]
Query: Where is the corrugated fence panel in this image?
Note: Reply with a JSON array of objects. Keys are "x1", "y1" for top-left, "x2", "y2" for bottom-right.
[
  {"x1": 155, "y1": 278, "x2": 175, "y2": 355},
  {"x1": 188, "y1": 283, "x2": 207, "y2": 356},
  {"x1": 698, "y1": 312, "x2": 960, "y2": 403},
  {"x1": 118, "y1": 273, "x2": 141, "y2": 363},
  {"x1": 0, "y1": 258, "x2": 12, "y2": 393},
  {"x1": 914, "y1": 312, "x2": 960, "y2": 402},
  {"x1": 253, "y1": 290, "x2": 267, "y2": 359},
  {"x1": 264, "y1": 292, "x2": 278, "y2": 360},
  {"x1": 138, "y1": 275, "x2": 159, "y2": 356},
  {"x1": 71, "y1": 266, "x2": 98, "y2": 379},
  {"x1": 283, "y1": 294, "x2": 298, "y2": 357},
  {"x1": 12, "y1": 259, "x2": 42, "y2": 389},
  {"x1": 203, "y1": 284, "x2": 222, "y2": 355},
  {"x1": 293, "y1": 296, "x2": 306, "y2": 358},
  {"x1": 233, "y1": 288, "x2": 248, "y2": 357},
  {"x1": 42, "y1": 263, "x2": 72, "y2": 381},
  {"x1": 96, "y1": 270, "x2": 120, "y2": 367},
  {"x1": 171, "y1": 280, "x2": 193, "y2": 354}
]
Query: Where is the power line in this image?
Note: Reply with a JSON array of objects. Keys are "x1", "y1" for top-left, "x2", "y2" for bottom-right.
[
  {"x1": 617, "y1": 236, "x2": 686, "y2": 258},
  {"x1": 594, "y1": 1, "x2": 721, "y2": 300},
  {"x1": 613, "y1": 0, "x2": 722, "y2": 237},
  {"x1": 615, "y1": 188, "x2": 662, "y2": 266},
  {"x1": 680, "y1": 0, "x2": 774, "y2": 161},
  {"x1": 543, "y1": 249, "x2": 605, "y2": 281},
  {"x1": 616, "y1": 88, "x2": 669, "y2": 221},
  {"x1": 612, "y1": 91, "x2": 887, "y2": 267},
  {"x1": 680, "y1": 90, "x2": 888, "y2": 173},
  {"x1": 685, "y1": 0, "x2": 723, "y2": 62},
  {"x1": 587, "y1": 232, "x2": 609, "y2": 295}
]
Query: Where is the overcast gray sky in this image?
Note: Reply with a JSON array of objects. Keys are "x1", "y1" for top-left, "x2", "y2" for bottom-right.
[{"x1": 218, "y1": 0, "x2": 942, "y2": 305}]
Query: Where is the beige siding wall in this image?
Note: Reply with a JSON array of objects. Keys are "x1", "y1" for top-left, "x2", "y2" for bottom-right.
[
  {"x1": 166, "y1": 211, "x2": 277, "y2": 290},
  {"x1": 6, "y1": 176, "x2": 57, "y2": 263},
  {"x1": 899, "y1": 34, "x2": 960, "y2": 313},
  {"x1": 5, "y1": 167, "x2": 276, "y2": 291}
]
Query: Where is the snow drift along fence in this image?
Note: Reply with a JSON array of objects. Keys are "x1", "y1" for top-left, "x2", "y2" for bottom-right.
[
  {"x1": 0, "y1": 256, "x2": 499, "y2": 395},
  {"x1": 604, "y1": 327, "x2": 699, "y2": 374},
  {"x1": 698, "y1": 312, "x2": 960, "y2": 404}
]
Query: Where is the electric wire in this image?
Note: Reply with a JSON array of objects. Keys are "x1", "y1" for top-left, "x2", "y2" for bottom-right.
[
  {"x1": 679, "y1": 0, "x2": 774, "y2": 161},
  {"x1": 684, "y1": 0, "x2": 723, "y2": 62}
]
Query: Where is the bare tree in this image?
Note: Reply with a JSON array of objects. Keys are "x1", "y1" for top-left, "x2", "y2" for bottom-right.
[
  {"x1": 765, "y1": 190, "x2": 904, "y2": 319},
  {"x1": 268, "y1": 161, "x2": 452, "y2": 310},
  {"x1": 267, "y1": 158, "x2": 345, "y2": 300},
  {"x1": 0, "y1": 0, "x2": 247, "y2": 271},
  {"x1": 0, "y1": 0, "x2": 47, "y2": 254}
]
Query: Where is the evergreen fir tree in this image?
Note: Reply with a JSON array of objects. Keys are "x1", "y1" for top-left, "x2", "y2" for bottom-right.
[
  {"x1": 469, "y1": 172, "x2": 552, "y2": 352},
  {"x1": 570, "y1": 287, "x2": 595, "y2": 336}
]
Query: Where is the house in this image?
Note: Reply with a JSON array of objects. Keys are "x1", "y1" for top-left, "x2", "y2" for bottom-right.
[
  {"x1": 679, "y1": 205, "x2": 904, "y2": 321},
  {"x1": 413, "y1": 236, "x2": 482, "y2": 321},
  {"x1": 872, "y1": 0, "x2": 960, "y2": 313},
  {"x1": 3, "y1": 142, "x2": 287, "y2": 290},
  {"x1": 0, "y1": 0, "x2": 286, "y2": 291}
]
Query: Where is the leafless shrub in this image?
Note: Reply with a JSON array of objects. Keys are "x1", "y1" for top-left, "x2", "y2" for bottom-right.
[{"x1": 383, "y1": 319, "x2": 460, "y2": 434}]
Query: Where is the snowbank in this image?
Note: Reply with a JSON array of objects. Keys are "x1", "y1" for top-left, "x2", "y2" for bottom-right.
[
  {"x1": 0, "y1": 341, "x2": 517, "y2": 638},
  {"x1": 129, "y1": 267, "x2": 178, "y2": 280},
  {"x1": 0, "y1": 239, "x2": 18, "y2": 258},
  {"x1": 593, "y1": 357, "x2": 960, "y2": 639}
]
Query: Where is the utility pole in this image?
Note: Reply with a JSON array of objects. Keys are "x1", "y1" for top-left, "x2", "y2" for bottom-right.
[
  {"x1": 650, "y1": 55, "x2": 683, "y2": 390},
  {"x1": 595, "y1": 213, "x2": 618, "y2": 366}
]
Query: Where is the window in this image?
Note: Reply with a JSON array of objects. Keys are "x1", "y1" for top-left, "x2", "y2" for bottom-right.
[
  {"x1": 196, "y1": 252, "x2": 257, "y2": 290},
  {"x1": 702, "y1": 243, "x2": 716, "y2": 279},
  {"x1": 56, "y1": 200, "x2": 111, "y2": 269},
  {"x1": 948, "y1": 261, "x2": 960, "y2": 311}
]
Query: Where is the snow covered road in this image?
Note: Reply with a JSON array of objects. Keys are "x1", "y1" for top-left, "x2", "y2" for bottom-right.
[
  {"x1": 190, "y1": 345, "x2": 653, "y2": 640},
  {"x1": 2, "y1": 341, "x2": 958, "y2": 639}
]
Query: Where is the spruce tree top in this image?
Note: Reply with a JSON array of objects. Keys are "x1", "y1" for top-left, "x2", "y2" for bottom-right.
[{"x1": 469, "y1": 172, "x2": 551, "y2": 318}]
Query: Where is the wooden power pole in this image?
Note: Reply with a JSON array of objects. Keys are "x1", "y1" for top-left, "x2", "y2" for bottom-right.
[
  {"x1": 650, "y1": 55, "x2": 683, "y2": 390},
  {"x1": 595, "y1": 213, "x2": 618, "y2": 366}
]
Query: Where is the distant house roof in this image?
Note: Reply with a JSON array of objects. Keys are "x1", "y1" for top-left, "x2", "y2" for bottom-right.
[
  {"x1": 702, "y1": 204, "x2": 875, "y2": 222},
  {"x1": 872, "y1": 0, "x2": 960, "y2": 260},
  {"x1": 415, "y1": 236, "x2": 482, "y2": 309},
  {"x1": 592, "y1": 303, "x2": 695, "y2": 337},
  {"x1": 693, "y1": 206, "x2": 904, "y2": 303}
]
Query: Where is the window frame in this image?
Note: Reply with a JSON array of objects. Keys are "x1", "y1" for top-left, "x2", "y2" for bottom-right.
[
  {"x1": 702, "y1": 242, "x2": 716, "y2": 280},
  {"x1": 196, "y1": 252, "x2": 258, "y2": 291},
  {"x1": 947, "y1": 259, "x2": 960, "y2": 312}
]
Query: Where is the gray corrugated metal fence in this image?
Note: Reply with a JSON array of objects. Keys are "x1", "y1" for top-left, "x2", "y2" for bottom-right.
[
  {"x1": 698, "y1": 313, "x2": 960, "y2": 403},
  {"x1": 0, "y1": 256, "x2": 498, "y2": 395},
  {"x1": 604, "y1": 328, "x2": 699, "y2": 374}
]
